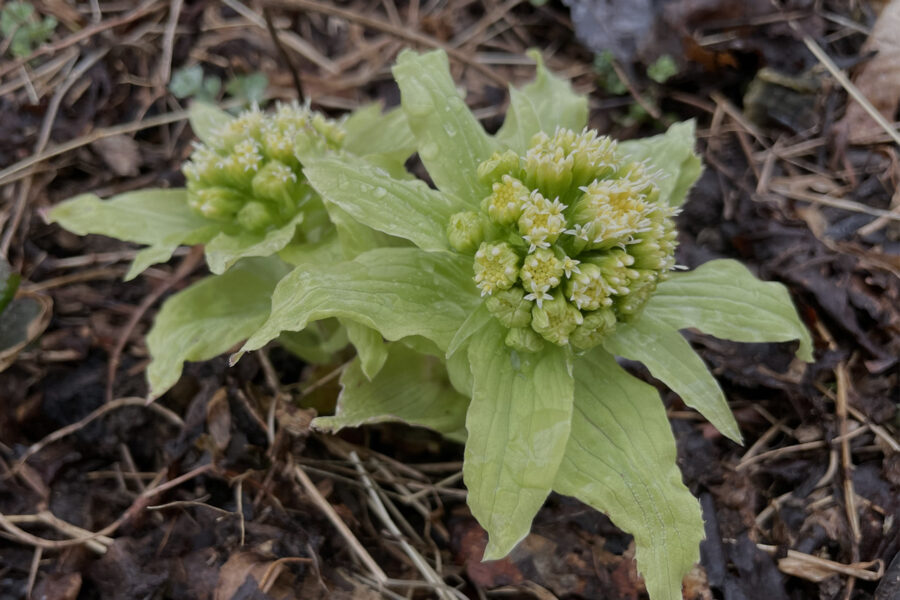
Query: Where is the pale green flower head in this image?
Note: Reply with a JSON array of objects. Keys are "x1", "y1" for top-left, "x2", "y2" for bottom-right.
[
  {"x1": 453, "y1": 128, "x2": 678, "y2": 350},
  {"x1": 182, "y1": 102, "x2": 345, "y2": 233}
]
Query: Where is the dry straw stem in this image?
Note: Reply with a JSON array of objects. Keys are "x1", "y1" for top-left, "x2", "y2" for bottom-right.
[{"x1": 292, "y1": 463, "x2": 389, "y2": 584}]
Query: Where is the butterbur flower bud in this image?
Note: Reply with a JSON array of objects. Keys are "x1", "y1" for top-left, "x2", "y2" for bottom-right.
[
  {"x1": 236, "y1": 201, "x2": 276, "y2": 232},
  {"x1": 251, "y1": 161, "x2": 302, "y2": 214},
  {"x1": 476, "y1": 149, "x2": 521, "y2": 184},
  {"x1": 189, "y1": 187, "x2": 245, "y2": 221},
  {"x1": 566, "y1": 263, "x2": 613, "y2": 311},
  {"x1": 524, "y1": 134, "x2": 574, "y2": 200},
  {"x1": 505, "y1": 327, "x2": 545, "y2": 353},
  {"x1": 531, "y1": 293, "x2": 583, "y2": 346},
  {"x1": 484, "y1": 175, "x2": 529, "y2": 226},
  {"x1": 182, "y1": 103, "x2": 345, "y2": 234},
  {"x1": 484, "y1": 286, "x2": 532, "y2": 328},
  {"x1": 570, "y1": 307, "x2": 617, "y2": 350},
  {"x1": 474, "y1": 242, "x2": 519, "y2": 296},
  {"x1": 448, "y1": 211, "x2": 485, "y2": 253},
  {"x1": 517, "y1": 192, "x2": 567, "y2": 251},
  {"x1": 520, "y1": 249, "x2": 564, "y2": 303},
  {"x1": 452, "y1": 125, "x2": 680, "y2": 351}
]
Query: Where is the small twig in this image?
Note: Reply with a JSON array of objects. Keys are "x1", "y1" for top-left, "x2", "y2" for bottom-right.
[
  {"x1": 0, "y1": 110, "x2": 189, "y2": 187},
  {"x1": 13, "y1": 397, "x2": 183, "y2": 470},
  {"x1": 767, "y1": 185, "x2": 900, "y2": 221},
  {"x1": 0, "y1": 0, "x2": 163, "y2": 81},
  {"x1": 757, "y1": 544, "x2": 884, "y2": 581},
  {"x1": 26, "y1": 547, "x2": 41, "y2": 599},
  {"x1": 269, "y1": 0, "x2": 507, "y2": 85},
  {"x1": 799, "y1": 32, "x2": 900, "y2": 147},
  {"x1": 349, "y1": 452, "x2": 459, "y2": 600},
  {"x1": 156, "y1": 0, "x2": 184, "y2": 87},
  {"x1": 610, "y1": 58, "x2": 661, "y2": 120},
  {"x1": 263, "y1": 6, "x2": 304, "y2": 102},
  {"x1": 293, "y1": 464, "x2": 388, "y2": 583}
]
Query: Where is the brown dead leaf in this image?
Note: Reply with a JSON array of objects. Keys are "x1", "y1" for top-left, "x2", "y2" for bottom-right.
[
  {"x1": 683, "y1": 564, "x2": 713, "y2": 600},
  {"x1": 837, "y1": 0, "x2": 900, "y2": 143},
  {"x1": 206, "y1": 388, "x2": 232, "y2": 451},
  {"x1": 214, "y1": 551, "x2": 294, "y2": 600},
  {"x1": 90, "y1": 135, "x2": 141, "y2": 177},
  {"x1": 31, "y1": 572, "x2": 82, "y2": 600}
]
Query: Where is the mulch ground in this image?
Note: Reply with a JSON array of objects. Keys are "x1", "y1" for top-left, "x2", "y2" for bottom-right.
[{"x1": 1, "y1": 1, "x2": 898, "y2": 599}]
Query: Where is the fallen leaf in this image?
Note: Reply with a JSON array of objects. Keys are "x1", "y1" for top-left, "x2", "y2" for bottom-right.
[
  {"x1": 837, "y1": 0, "x2": 900, "y2": 143},
  {"x1": 90, "y1": 134, "x2": 141, "y2": 177},
  {"x1": 31, "y1": 572, "x2": 82, "y2": 600}
]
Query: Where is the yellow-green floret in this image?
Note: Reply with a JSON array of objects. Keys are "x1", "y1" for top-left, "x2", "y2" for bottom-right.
[
  {"x1": 448, "y1": 128, "x2": 679, "y2": 351},
  {"x1": 182, "y1": 102, "x2": 345, "y2": 233}
]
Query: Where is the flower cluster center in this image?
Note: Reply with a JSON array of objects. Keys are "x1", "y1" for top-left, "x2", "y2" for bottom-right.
[
  {"x1": 448, "y1": 128, "x2": 679, "y2": 351},
  {"x1": 182, "y1": 102, "x2": 345, "y2": 233}
]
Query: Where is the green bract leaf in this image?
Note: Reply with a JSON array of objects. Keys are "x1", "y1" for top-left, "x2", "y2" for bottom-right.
[
  {"x1": 314, "y1": 343, "x2": 468, "y2": 441},
  {"x1": 188, "y1": 101, "x2": 233, "y2": 146},
  {"x1": 278, "y1": 319, "x2": 349, "y2": 365},
  {"x1": 239, "y1": 248, "x2": 479, "y2": 359},
  {"x1": 554, "y1": 349, "x2": 704, "y2": 600},
  {"x1": 393, "y1": 49, "x2": 499, "y2": 204},
  {"x1": 146, "y1": 257, "x2": 289, "y2": 397},
  {"x1": 603, "y1": 314, "x2": 741, "y2": 443},
  {"x1": 446, "y1": 302, "x2": 492, "y2": 358},
  {"x1": 205, "y1": 212, "x2": 305, "y2": 274},
  {"x1": 47, "y1": 189, "x2": 217, "y2": 278},
  {"x1": 344, "y1": 320, "x2": 388, "y2": 380},
  {"x1": 304, "y1": 156, "x2": 464, "y2": 252},
  {"x1": 496, "y1": 49, "x2": 588, "y2": 153},
  {"x1": 47, "y1": 189, "x2": 212, "y2": 246},
  {"x1": 342, "y1": 103, "x2": 417, "y2": 164},
  {"x1": 326, "y1": 204, "x2": 406, "y2": 259},
  {"x1": 644, "y1": 259, "x2": 814, "y2": 362},
  {"x1": 277, "y1": 230, "x2": 343, "y2": 267},
  {"x1": 465, "y1": 321, "x2": 574, "y2": 559},
  {"x1": 618, "y1": 120, "x2": 702, "y2": 206}
]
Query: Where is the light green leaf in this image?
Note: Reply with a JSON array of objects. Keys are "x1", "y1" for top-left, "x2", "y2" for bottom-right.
[
  {"x1": 342, "y1": 103, "x2": 417, "y2": 164},
  {"x1": 618, "y1": 120, "x2": 702, "y2": 206},
  {"x1": 278, "y1": 319, "x2": 349, "y2": 365},
  {"x1": 240, "y1": 248, "x2": 480, "y2": 358},
  {"x1": 146, "y1": 257, "x2": 289, "y2": 397},
  {"x1": 446, "y1": 345, "x2": 473, "y2": 398},
  {"x1": 277, "y1": 230, "x2": 343, "y2": 267},
  {"x1": 554, "y1": 349, "x2": 704, "y2": 600},
  {"x1": 644, "y1": 259, "x2": 814, "y2": 362},
  {"x1": 393, "y1": 49, "x2": 499, "y2": 204},
  {"x1": 47, "y1": 189, "x2": 218, "y2": 279},
  {"x1": 496, "y1": 49, "x2": 588, "y2": 153},
  {"x1": 205, "y1": 212, "x2": 304, "y2": 274},
  {"x1": 47, "y1": 189, "x2": 212, "y2": 246},
  {"x1": 603, "y1": 314, "x2": 741, "y2": 443},
  {"x1": 305, "y1": 156, "x2": 464, "y2": 252},
  {"x1": 465, "y1": 321, "x2": 574, "y2": 559},
  {"x1": 189, "y1": 101, "x2": 232, "y2": 146},
  {"x1": 314, "y1": 343, "x2": 468, "y2": 441},
  {"x1": 327, "y1": 203, "x2": 408, "y2": 260},
  {"x1": 344, "y1": 319, "x2": 388, "y2": 380},
  {"x1": 446, "y1": 302, "x2": 492, "y2": 358},
  {"x1": 125, "y1": 244, "x2": 179, "y2": 281}
]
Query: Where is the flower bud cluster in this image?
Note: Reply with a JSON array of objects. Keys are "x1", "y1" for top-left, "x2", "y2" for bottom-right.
[
  {"x1": 449, "y1": 128, "x2": 678, "y2": 351},
  {"x1": 182, "y1": 103, "x2": 345, "y2": 232}
]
